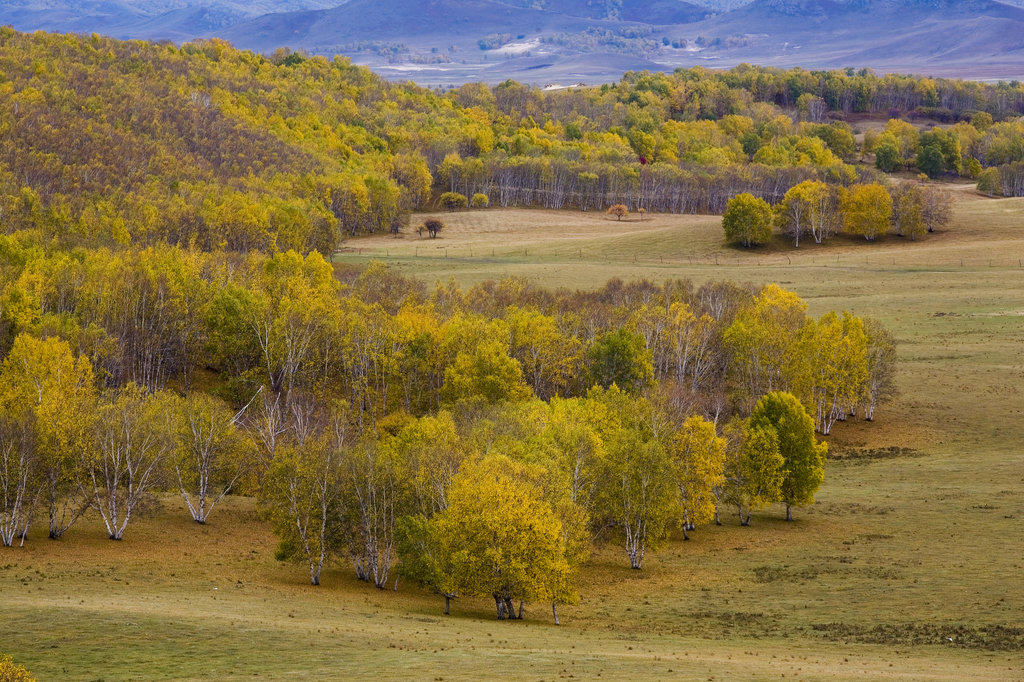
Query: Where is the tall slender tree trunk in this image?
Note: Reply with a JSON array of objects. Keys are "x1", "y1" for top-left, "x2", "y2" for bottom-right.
[
  {"x1": 786, "y1": 505, "x2": 793, "y2": 522},
  {"x1": 552, "y1": 603, "x2": 560, "y2": 625}
]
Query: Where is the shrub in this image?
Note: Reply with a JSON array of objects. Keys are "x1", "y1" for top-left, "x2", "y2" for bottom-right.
[
  {"x1": 471, "y1": 193, "x2": 489, "y2": 208},
  {"x1": 606, "y1": 204, "x2": 628, "y2": 221},
  {"x1": 976, "y1": 167, "x2": 1002, "y2": 196},
  {"x1": 422, "y1": 217, "x2": 444, "y2": 238},
  {"x1": 0, "y1": 654, "x2": 36, "y2": 682},
  {"x1": 438, "y1": 192, "x2": 468, "y2": 212}
]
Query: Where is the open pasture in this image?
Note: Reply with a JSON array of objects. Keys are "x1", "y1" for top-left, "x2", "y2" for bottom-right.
[{"x1": 3, "y1": 186, "x2": 1024, "y2": 681}]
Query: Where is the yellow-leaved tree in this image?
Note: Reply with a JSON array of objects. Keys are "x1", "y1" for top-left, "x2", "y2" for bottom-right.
[
  {"x1": 796, "y1": 311, "x2": 869, "y2": 434},
  {"x1": 725, "y1": 284, "x2": 809, "y2": 413},
  {"x1": 0, "y1": 334, "x2": 96, "y2": 541},
  {"x1": 401, "y1": 455, "x2": 576, "y2": 623},
  {"x1": 841, "y1": 183, "x2": 892, "y2": 241},
  {"x1": 671, "y1": 415, "x2": 726, "y2": 540}
]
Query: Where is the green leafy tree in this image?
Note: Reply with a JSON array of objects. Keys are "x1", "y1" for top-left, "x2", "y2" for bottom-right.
[
  {"x1": 587, "y1": 329, "x2": 653, "y2": 394},
  {"x1": 262, "y1": 434, "x2": 339, "y2": 586},
  {"x1": 723, "y1": 193, "x2": 773, "y2": 247},
  {"x1": 976, "y1": 167, "x2": 1002, "y2": 196},
  {"x1": 917, "y1": 144, "x2": 946, "y2": 179},
  {"x1": 749, "y1": 392, "x2": 827, "y2": 521},
  {"x1": 724, "y1": 421, "x2": 785, "y2": 526},
  {"x1": 874, "y1": 136, "x2": 901, "y2": 172},
  {"x1": 919, "y1": 128, "x2": 962, "y2": 176}
]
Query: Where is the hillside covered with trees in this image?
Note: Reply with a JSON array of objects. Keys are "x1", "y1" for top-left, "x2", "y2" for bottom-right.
[{"x1": 1, "y1": 28, "x2": 1023, "y2": 261}]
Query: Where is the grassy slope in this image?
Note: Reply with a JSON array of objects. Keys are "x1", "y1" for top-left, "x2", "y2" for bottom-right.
[{"x1": 3, "y1": 184, "x2": 1024, "y2": 681}]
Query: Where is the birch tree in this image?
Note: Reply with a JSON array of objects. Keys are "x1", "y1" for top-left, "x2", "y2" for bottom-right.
[
  {"x1": 87, "y1": 384, "x2": 169, "y2": 541},
  {"x1": 0, "y1": 334, "x2": 96, "y2": 540},
  {"x1": 338, "y1": 441, "x2": 407, "y2": 589},
  {"x1": 262, "y1": 433, "x2": 339, "y2": 586},
  {"x1": 670, "y1": 415, "x2": 726, "y2": 539},
  {"x1": 749, "y1": 392, "x2": 827, "y2": 521},
  {"x1": 725, "y1": 284, "x2": 809, "y2": 413},
  {"x1": 861, "y1": 317, "x2": 899, "y2": 421},
  {"x1": 168, "y1": 393, "x2": 248, "y2": 524},
  {"x1": 602, "y1": 429, "x2": 675, "y2": 569},
  {"x1": 0, "y1": 412, "x2": 38, "y2": 547},
  {"x1": 796, "y1": 311, "x2": 869, "y2": 434}
]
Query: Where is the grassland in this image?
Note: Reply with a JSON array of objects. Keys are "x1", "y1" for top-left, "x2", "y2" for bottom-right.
[{"x1": 3, "y1": 183, "x2": 1024, "y2": 681}]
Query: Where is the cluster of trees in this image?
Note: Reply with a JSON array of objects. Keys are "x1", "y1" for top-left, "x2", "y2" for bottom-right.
[
  {"x1": 0, "y1": 235, "x2": 896, "y2": 433},
  {"x1": 263, "y1": 384, "x2": 827, "y2": 622},
  {"x1": 0, "y1": 333, "x2": 248, "y2": 545},
  {"x1": 1, "y1": 238, "x2": 897, "y2": 618},
  {"x1": 726, "y1": 179, "x2": 953, "y2": 247}
]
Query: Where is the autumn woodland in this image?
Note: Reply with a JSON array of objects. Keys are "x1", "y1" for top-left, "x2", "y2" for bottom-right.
[{"x1": 1, "y1": 26, "x2": 1023, "y2": 682}]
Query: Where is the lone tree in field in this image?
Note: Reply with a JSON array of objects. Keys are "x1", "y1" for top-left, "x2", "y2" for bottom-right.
[
  {"x1": 471, "y1": 193, "x2": 489, "y2": 208},
  {"x1": 749, "y1": 391, "x2": 827, "y2": 522},
  {"x1": 422, "y1": 217, "x2": 443, "y2": 239},
  {"x1": 606, "y1": 204, "x2": 628, "y2": 221},
  {"x1": 438, "y1": 192, "x2": 468, "y2": 212},
  {"x1": 723, "y1": 193, "x2": 773, "y2": 247}
]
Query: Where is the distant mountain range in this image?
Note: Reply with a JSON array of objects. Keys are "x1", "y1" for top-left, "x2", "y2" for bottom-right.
[{"x1": 2, "y1": 0, "x2": 1024, "y2": 83}]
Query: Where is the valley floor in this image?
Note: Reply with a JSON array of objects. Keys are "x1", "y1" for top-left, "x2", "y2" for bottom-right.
[{"x1": 4, "y1": 187, "x2": 1024, "y2": 681}]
